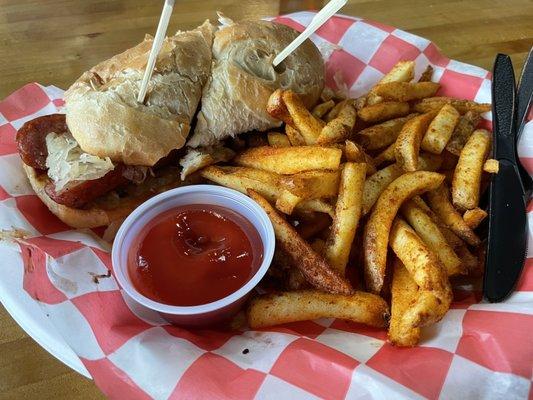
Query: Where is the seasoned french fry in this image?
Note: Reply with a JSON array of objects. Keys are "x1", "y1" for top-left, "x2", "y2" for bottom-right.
[
  {"x1": 367, "y1": 61, "x2": 415, "y2": 105},
  {"x1": 418, "y1": 65, "x2": 434, "y2": 82},
  {"x1": 439, "y1": 226, "x2": 479, "y2": 274},
  {"x1": 401, "y1": 200, "x2": 465, "y2": 276},
  {"x1": 202, "y1": 166, "x2": 279, "y2": 202},
  {"x1": 358, "y1": 101, "x2": 410, "y2": 123},
  {"x1": 276, "y1": 189, "x2": 303, "y2": 215},
  {"x1": 389, "y1": 218, "x2": 453, "y2": 323},
  {"x1": 286, "y1": 268, "x2": 309, "y2": 290},
  {"x1": 202, "y1": 166, "x2": 333, "y2": 216},
  {"x1": 463, "y1": 207, "x2": 487, "y2": 229},
  {"x1": 267, "y1": 132, "x2": 291, "y2": 147},
  {"x1": 247, "y1": 290, "x2": 389, "y2": 329},
  {"x1": 325, "y1": 163, "x2": 366, "y2": 275},
  {"x1": 452, "y1": 129, "x2": 491, "y2": 210},
  {"x1": 446, "y1": 111, "x2": 482, "y2": 156},
  {"x1": 413, "y1": 97, "x2": 491, "y2": 114},
  {"x1": 283, "y1": 90, "x2": 325, "y2": 144},
  {"x1": 483, "y1": 159, "x2": 499, "y2": 173},
  {"x1": 285, "y1": 124, "x2": 306, "y2": 146},
  {"x1": 312, "y1": 99, "x2": 336, "y2": 118},
  {"x1": 356, "y1": 114, "x2": 417, "y2": 150},
  {"x1": 426, "y1": 184, "x2": 481, "y2": 246},
  {"x1": 317, "y1": 102, "x2": 356, "y2": 145},
  {"x1": 179, "y1": 146, "x2": 235, "y2": 180},
  {"x1": 279, "y1": 170, "x2": 340, "y2": 199},
  {"x1": 420, "y1": 104, "x2": 461, "y2": 154},
  {"x1": 373, "y1": 142, "x2": 397, "y2": 167},
  {"x1": 345, "y1": 140, "x2": 377, "y2": 174},
  {"x1": 362, "y1": 163, "x2": 403, "y2": 216},
  {"x1": 389, "y1": 259, "x2": 421, "y2": 347},
  {"x1": 363, "y1": 171, "x2": 445, "y2": 293},
  {"x1": 234, "y1": 146, "x2": 342, "y2": 174},
  {"x1": 311, "y1": 238, "x2": 327, "y2": 254},
  {"x1": 248, "y1": 190, "x2": 353, "y2": 294},
  {"x1": 395, "y1": 112, "x2": 437, "y2": 171},
  {"x1": 410, "y1": 195, "x2": 436, "y2": 218},
  {"x1": 267, "y1": 88, "x2": 292, "y2": 125},
  {"x1": 373, "y1": 82, "x2": 440, "y2": 102},
  {"x1": 297, "y1": 198, "x2": 335, "y2": 217},
  {"x1": 325, "y1": 99, "x2": 347, "y2": 122}
]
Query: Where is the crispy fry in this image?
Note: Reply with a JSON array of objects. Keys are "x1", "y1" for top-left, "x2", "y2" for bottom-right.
[
  {"x1": 286, "y1": 268, "x2": 309, "y2": 290},
  {"x1": 483, "y1": 158, "x2": 499, "y2": 173},
  {"x1": 276, "y1": 189, "x2": 302, "y2": 214},
  {"x1": 446, "y1": 111, "x2": 482, "y2": 156},
  {"x1": 202, "y1": 166, "x2": 333, "y2": 216},
  {"x1": 345, "y1": 140, "x2": 377, "y2": 174},
  {"x1": 452, "y1": 129, "x2": 491, "y2": 210},
  {"x1": 283, "y1": 90, "x2": 325, "y2": 144},
  {"x1": 202, "y1": 166, "x2": 280, "y2": 202},
  {"x1": 441, "y1": 150, "x2": 459, "y2": 170},
  {"x1": 373, "y1": 142, "x2": 397, "y2": 167},
  {"x1": 325, "y1": 99, "x2": 347, "y2": 122},
  {"x1": 426, "y1": 184, "x2": 481, "y2": 246},
  {"x1": 418, "y1": 65, "x2": 434, "y2": 82},
  {"x1": 279, "y1": 170, "x2": 340, "y2": 199},
  {"x1": 358, "y1": 101, "x2": 410, "y2": 123},
  {"x1": 439, "y1": 226, "x2": 479, "y2": 274},
  {"x1": 373, "y1": 82, "x2": 440, "y2": 102},
  {"x1": 413, "y1": 97, "x2": 491, "y2": 114},
  {"x1": 363, "y1": 171, "x2": 445, "y2": 293},
  {"x1": 311, "y1": 238, "x2": 327, "y2": 254},
  {"x1": 389, "y1": 218, "x2": 453, "y2": 323},
  {"x1": 401, "y1": 200, "x2": 464, "y2": 276},
  {"x1": 463, "y1": 207, "x2": 487, "y2": 229},
  {"x1": 267, "y1": 88, "x2": 293, "y2": 125},
  {"x1": 410, "y1": 195, "x2": 436, "y2": 218},
  {"x1": 248, "y1": 190, "x2": 353, "y2": 294},
  {"x1": 285, "y1": 124, "x2": 306, "y2": 146},
  {"x1": 367, "y1": 61, "x2": 415, "y2": 105},
  {"x1": 298, "y1": 198, "x2": 335, "y2": 217},
  {"x1": 317, "y1": 102, "x2": 356, "y2": 145},
  {"x1": 267, "y1": 132, "x2": 291, "y2": 147},
  {"x1": 325, "y1": 163, "x2": 366, "y2": 275},
  {"x1": 395, "y1": 112, "x2": 437, "y2": 171},
  {"x1": 420, "y1": 104, "x2": 461, "y2": 154},
  {"x1": 234, "y1": 146, "x2": 342, "y2": 174},
  {"x1": 356, "y1": 114, "x2": 417, "y2": 150},
  {"x1": 389, "y1": 259, "x2": 421, "y2": 347},
  {"x1": 312, "y1": 99, "x2": 336, "y2": 118},
  {"x1": 247, "y1": 290, "x2": 389, "y2": 329},
  {"x1": 362, "y1": 163, "x2": 403, "y2": 216},
  {"x1": 179, "y1": 146, "x2": 235, "y2": 180}
]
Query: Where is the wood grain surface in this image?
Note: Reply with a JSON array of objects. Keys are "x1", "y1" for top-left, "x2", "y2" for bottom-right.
[{"x1": 0, "y1": 0, "x2": 531, "y2": 398}]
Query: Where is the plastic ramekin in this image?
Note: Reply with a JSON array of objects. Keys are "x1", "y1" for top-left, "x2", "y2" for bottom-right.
[{"x1": 112, "y1": 185, "x2": 275, "y2": 327}]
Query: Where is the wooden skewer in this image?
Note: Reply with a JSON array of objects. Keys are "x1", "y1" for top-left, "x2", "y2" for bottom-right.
[
  {"x1": 273, "y1": 0, "x2": 347, "y2": 67},
  {"x1": 137, "y1": 0, "x2": 175, "y2": 104}
]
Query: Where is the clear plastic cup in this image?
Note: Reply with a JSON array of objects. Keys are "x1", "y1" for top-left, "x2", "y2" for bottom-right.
[{"x1": 112, "y1": 185, "x2": 275, "y2": 327}]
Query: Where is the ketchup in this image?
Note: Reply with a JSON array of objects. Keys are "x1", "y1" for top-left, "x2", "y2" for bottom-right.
[{"x1": 128, "y1": 205, "x2": 263, "y2": 306}]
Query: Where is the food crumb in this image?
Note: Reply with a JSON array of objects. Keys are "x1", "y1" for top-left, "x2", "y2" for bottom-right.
[{"x1": 242, "y1": 348, "x2": 249, "y2": 354}]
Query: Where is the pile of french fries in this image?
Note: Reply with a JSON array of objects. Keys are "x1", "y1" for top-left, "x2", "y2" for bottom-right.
[{"x1": 199, "y1": 60, "x2": 494, "y2": 347}]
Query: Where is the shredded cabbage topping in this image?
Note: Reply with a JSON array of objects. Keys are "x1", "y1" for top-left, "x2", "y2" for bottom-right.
[{"x1": 45, "y1": 132, "x2": 115, "y2": 191}]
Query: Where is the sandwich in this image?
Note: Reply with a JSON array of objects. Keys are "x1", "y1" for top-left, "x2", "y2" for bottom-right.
[
  {"x1": 186, "y1": 18, "x2": 325, "y2": 147},
  {"x1": 16, "y1": 17, "x2": 325, "y2": 228},
  {"x1": 17, "y1": 21, "x2": 215, "y2": 228}
]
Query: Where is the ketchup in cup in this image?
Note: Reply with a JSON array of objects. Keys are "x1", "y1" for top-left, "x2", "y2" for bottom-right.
[
  {"x1": 112, "y1": 185, "x2": 275, "y2": 327},
  {"x1": 128, "y1": 205, "x2": 263, "y2": 306}
]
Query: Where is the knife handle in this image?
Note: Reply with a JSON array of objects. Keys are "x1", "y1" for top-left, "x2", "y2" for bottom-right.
[{"x1": 492, "y1": 54, "x2": 517, "y2": 162}]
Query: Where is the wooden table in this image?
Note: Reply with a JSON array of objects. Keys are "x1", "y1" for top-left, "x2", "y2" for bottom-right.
[{"x1": 0, "y1": 0, "x2": 531, "y2": 398}]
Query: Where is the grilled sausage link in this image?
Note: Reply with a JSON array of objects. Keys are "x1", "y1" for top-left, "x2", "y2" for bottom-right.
[{"x1": 16, "y1": 114, "x2": 67, "y2": 170}]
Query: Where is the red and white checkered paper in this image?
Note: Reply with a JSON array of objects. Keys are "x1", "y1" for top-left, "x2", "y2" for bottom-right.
[{"x1": 1, "y1": 12, "x2": 532, "y2": 400}]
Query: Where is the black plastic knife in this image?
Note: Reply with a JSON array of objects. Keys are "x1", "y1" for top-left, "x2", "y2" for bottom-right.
[{"x1": 483, "y1": 54, "x2": 528, "y2": 302}]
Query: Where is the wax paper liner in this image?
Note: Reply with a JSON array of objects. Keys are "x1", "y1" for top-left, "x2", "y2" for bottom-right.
[{"x1": 0, "y1": 12, "x2": 532, "y2": 400}]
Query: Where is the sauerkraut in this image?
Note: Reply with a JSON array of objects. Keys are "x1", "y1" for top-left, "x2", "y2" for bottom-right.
[{"x1": 45, "y1": 132, "x2": 114, "y2": 191}]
